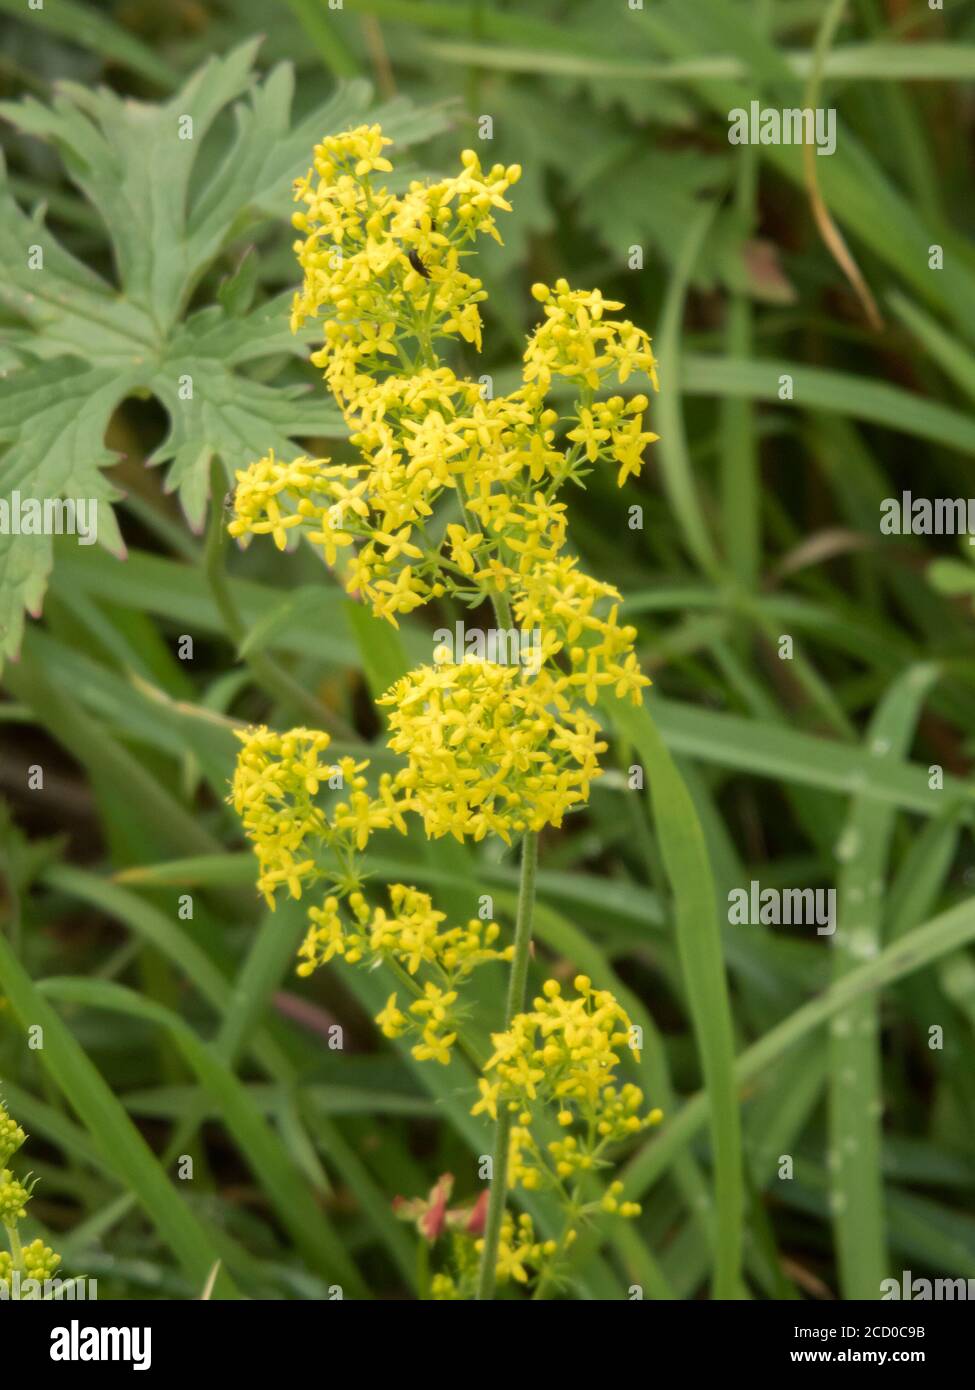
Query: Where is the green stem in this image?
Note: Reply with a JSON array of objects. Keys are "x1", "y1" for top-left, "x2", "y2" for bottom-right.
[
  {"x1": 503, "y1": 831, "x2": 538, "y2": 1024},
  {"x1": 475, "y1": 828, "x2": 538, "y2": 1300},
  {"x1": 490, "y1": 585, "x2": 513, "y2": 630},
  {"x1": 4, "y1": 1221, "x2": 25, "y2": 1276}
]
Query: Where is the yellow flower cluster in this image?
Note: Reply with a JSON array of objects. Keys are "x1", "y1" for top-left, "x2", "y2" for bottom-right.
[
  {"x1": 379, "y1": 658, "x2": 608, "y2": 843},
  {"x1": 232, "y1": 657, "x2": 614, "y2": 912},
  {"x1": 0, "y1": 1102, "x2": 26, "y2": 1166},
  {"x1": 296, "y1": 883, "x2": 512, "y2": 1066},
  {"x1": 526, "y1": 280, "x2": 660, "y2": 393},
  {"x1": 231, "y1": 726, "x2": 351, "y2": 904},
  {"x1": 380, "y1": 983, "x2": 460, "y2": 1066},
  {"x1": 230, "y1": 724, "x2": 416, "y2": 904},
  {"x1": 473, "y1": 977, "x2": 661, "y2": 1212},
  {"x1": 230, "y1": 725, "x2": 510, "y2": 1065},
  {"x1": 228, "y1": 131, "x2": 663, "y2": 1296},
  {"x1": 0, "y1": 1170, "x2": 29, "y2": 1224},
  {"x1": 229, "y1": 366, "x2": 595, "y2": 632},
  {"x1": 0, "y1": 1098, "x2": 61, "y2": 1294},
  {"x1": 513, "y1": 556, "x2": 650, "y2": 707},
  {"x1": 227, "y1": 450, "x2": 361, "y2": 565},
  {"x1": 0, "y1": 1237, "x2": 62, "y2": 1287},
  {"x1": 430, "y1": 1212, "x2": 560, "y2": 1299},
  {"x1": 335, "y1": 369, "x2": 567, "y2": 626},
  {"x1": 230, "y1": 127, "x2": 658, "y2": 711},
  {"x1": 482, "y1": 1211, "x2": 559, "y2": 1288},
  {"x1": 290, "y1": 127, "x2": 521, "y2": 401}
]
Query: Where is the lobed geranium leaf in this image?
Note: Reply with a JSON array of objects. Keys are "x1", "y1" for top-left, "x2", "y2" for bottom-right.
[
  {"x1": 0, "y1": 41, "x2": 451, "y2": 666},
  {"x1": 0, "y1": 359, "x2": 133, "y2": 661}
]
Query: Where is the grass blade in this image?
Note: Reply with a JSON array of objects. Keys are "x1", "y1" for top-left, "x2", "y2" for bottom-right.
[
  {"x1": 828, "y1": 664, "x2": 939, "y2": 1297},
  {"x1": 0, "y1": 933, "x2": 239, "y2": 1296},
  {"x1": 610, "y1": 695, "x2": 744, "y2": 1298},
  {"x1": 38, "y1": 976, "x2": 368, "y2": 1297}
]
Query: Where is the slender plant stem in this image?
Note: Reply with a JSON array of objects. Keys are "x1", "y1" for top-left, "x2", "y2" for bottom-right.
[
  {"x1": 5, "y1": 1222, "x2": 25, "y2": 1276},
  {"x1": 475, "y1": 827, "x2": 538, "y2": 1300},
  {"x1": 502, "y1": 831, "x2": 539, "y2": 1024}
]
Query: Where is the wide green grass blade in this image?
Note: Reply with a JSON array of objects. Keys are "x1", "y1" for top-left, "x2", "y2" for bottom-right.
[
  {"x1": 38, "y1": 976, "x2": 368, "y2": 1297},
  {"x1": 655, "y1": 204, "x2": 722, "y2": 577},
  {"x1": 0, "y1": 0, "x2": 180, "y2": 86},
  {"x1": 828, "y1": 664, "x2": 939, "y2": 1297},
  {"x1": 681, "y1": 356, "x2": 975, "y2": 455},
  {"x1": 622, "y1": 888, "x2": 975, "y2": 1201},
  {"x1": 0, "y1": 932, "x2": 239, "y2": 1296},
  {"x1": 5, "y1": 636, "x2": 222, "y2": 859},
  {"x1": 650, "y1": 695, "x2": 969, "y2": 815},
  {"x1": 52, "y1": 545, "x2": 360, "y2": 668},
  {"x1": 610, "y1": 695, "x2": 744, "y2": 1298},
  {"x1": 406, "y1": 34, "x2": 975, "y2": 84}
]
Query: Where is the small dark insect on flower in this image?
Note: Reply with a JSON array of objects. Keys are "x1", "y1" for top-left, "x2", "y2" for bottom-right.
[{"x1": 408, "y1": 248, "x2": 431, "y2": 280}]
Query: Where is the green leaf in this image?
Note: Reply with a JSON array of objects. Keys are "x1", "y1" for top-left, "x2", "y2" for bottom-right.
[
  {"x1": 0, "y1": 931, "x2": 240, "y2": 1297},
  {"x1": 0, "y1": 0, "x2": 181, "y2": 88},
  {"x1": 609, "y1": 695, "x2": 744, "y2": 1299},
  {"x1": 680, "y1": 356, "x2": 975, "y2": 455},
  {"x1": 623, "y1": 890, "x2": 975, "y2": 1202},
  {"x1": 0, "y1": 44, "x2": 449, "y2": 665},
  {"x1": 38, "y1": 976, "x2": 368, "y2": 1296},
  {"x1": 828, "y1": 664, "x2": 938, "y2": 1298},
  {"x1": 0, "y1": 361, "x2": 130, "y2": 662},
  {"x1": 1, "y1": 43, "x2": 262, "y2": 327}
]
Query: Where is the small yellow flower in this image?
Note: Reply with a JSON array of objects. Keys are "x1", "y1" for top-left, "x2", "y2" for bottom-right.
[
  {"x1": 375, "y1": 993, "x2": 408, "y2": 1039},
  {"x1": 411, "y1": 1028, "x2": 458, "y2": 1067},
  {"x1": 471, "y1": 1078, "x2": 499, "y2": 1121}
]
